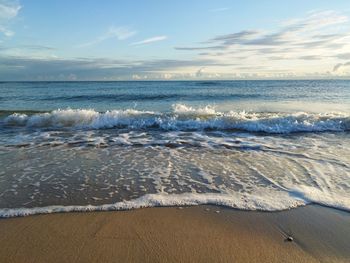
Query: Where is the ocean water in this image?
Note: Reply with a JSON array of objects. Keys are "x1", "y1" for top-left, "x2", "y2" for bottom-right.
[{"x1": 0, "y1": 80, "x2": 349, "y2": 217}]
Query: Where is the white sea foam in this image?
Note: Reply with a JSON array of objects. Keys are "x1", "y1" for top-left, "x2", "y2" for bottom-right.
[
  {"x1": 1, "y1": 130, "x2": 349, "y2": 217},
  {"x1": 173, "y1": 104, "x2": 217, "y2": 116},
  {"x1": 289, "y1": 186, "x2": 350, "y2": 212},
  {"x1": 3, "y1": 104, "x2": 350, "y2": 133},
  {"x1": 0, "y1": 191, "x2": 306, "y2": 218},
  {"x1": 1, "y1": 104, "x2": 350, "y2": 217},
  {"x1": 2, "y1": 184, "x2": 349, "y2": 218}
]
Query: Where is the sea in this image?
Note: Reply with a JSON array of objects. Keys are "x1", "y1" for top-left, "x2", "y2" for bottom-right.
[{"x1": 0, "y1": 80, "x2": 349, "y2": 217}]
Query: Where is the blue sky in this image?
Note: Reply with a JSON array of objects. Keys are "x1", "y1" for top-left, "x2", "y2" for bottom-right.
[{"x1": 1, "y1": 0, "x2": 350, "y2": 80}]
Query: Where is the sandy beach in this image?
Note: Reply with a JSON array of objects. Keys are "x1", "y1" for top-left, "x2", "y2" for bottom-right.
[{"x1": 0, "y1": 205, "x2": 349, "y2": 263}]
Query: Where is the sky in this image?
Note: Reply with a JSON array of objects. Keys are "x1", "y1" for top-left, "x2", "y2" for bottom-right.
[{"x1": 1, "y1": 0, "x2": 350, "y2": 80}]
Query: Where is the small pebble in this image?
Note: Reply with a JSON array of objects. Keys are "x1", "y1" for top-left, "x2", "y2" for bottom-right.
[
  {"x1": 215, "y1": 210, "x2": 220, "y2": 213},
  {"x1": 286, "y1": 236, "x2": 293, "y2": 242},
  {"x1": 205, "y1": 208, "x2": 210, "y2": 212},
  {"x1": 178, "y1": 207, "x2": 183, "y2": 210}
]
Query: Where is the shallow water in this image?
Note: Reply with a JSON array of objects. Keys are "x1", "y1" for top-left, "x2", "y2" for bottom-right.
[{"x1": 0, "y1": 80, "x2": 349, "y2": 217}]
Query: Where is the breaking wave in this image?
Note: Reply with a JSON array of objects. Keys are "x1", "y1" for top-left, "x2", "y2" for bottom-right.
[{"x1": 3, "y1": 104, "x2": 349, "y2": 134}]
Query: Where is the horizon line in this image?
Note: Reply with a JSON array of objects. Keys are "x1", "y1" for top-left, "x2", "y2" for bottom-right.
[{"x1": 1, "y1": 78, "x2": 350, "y2": 82}]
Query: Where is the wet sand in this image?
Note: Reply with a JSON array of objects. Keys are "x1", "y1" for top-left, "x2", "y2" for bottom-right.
[{"x1": 0, "y1": 205, "x2": 349, "y2": 263}]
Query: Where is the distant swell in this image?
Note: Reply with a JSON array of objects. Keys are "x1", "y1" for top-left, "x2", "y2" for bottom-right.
[
  {"x1": 2, "y1": 104, "x2": 350, "y2": 134},
  {"x1": 38, "y1": 94, "x2": 264, "y2": 102}
]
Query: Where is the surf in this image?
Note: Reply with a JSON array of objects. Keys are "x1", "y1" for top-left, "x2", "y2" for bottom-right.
[{"x1": 2, "y1": 104, "x2": 350, "y2": 134}]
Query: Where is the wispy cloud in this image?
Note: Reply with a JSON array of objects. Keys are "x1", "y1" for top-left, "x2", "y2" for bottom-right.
[
  {"x1": 333, "y1": 61, "x2": 350, "y2": 71},
  {"x1": 178, "y1": 11, "x2": 350, "y2": 50},
  {"x1": 175, "y1": 45, "x2": 223, "y2": 51},
  {"x1": 0, "y1": 25, "x2": 14, "y2": 37},
  {"x1": 0, "y1": 44, "x2": 55, "y2": 51},
  {"x1": 210, "y1": 7, "x2": 230, "y2": 12},
  {"x1": 0, "y1": 0, "x2": 21, "y2": 20},
  {"x1": 174, "y1": 10, "x2": 350, "y2": 77},
  {"x1": 131, "y1": 35, "x2": 167, "y2": 46},
  {"x1": 0, "y1": 0, "x2": 21, "y2": 37},
  {"x1": 78, "y1": 26, "x2": 137, "y2": 47}
]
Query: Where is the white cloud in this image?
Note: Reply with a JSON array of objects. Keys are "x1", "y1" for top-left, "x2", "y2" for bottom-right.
[
  {"x1": 175, "y1": 10, "x2": 350, "y2": 78},
  {"x1": 0, "y1": 0, "x2": 21, "y2": 37},
  {"x1": 0, "y1": 0, "x2": 21, "y2": 20},
  {"x1": 78, "y1": 26, "x2": 137, "y2": 47},
  {"x1": 333, "y1": 61, "x2": 350, "y2": 71},
  {"x1": 0, "y1": 25, "x2": 13, "y2": 36},
  {"x1": 107, "y1": 26, "x2": 136, "y2": 40},
  {"x1": 282, "y1": 10, "x2": 348, "y2": 31},
  {"x1": 131, "y1": 35, "x2": 167, "y2": 46}
]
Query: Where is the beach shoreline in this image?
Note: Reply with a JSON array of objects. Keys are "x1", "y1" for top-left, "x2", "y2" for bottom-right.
[{"x1": 0, "y1": 204, "x2": 349, "y2": 263}]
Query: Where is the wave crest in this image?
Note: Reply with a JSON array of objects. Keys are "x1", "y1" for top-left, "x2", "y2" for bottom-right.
[{"x1": 3, "y1": 104, "x2": 350, "y2": 134}]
